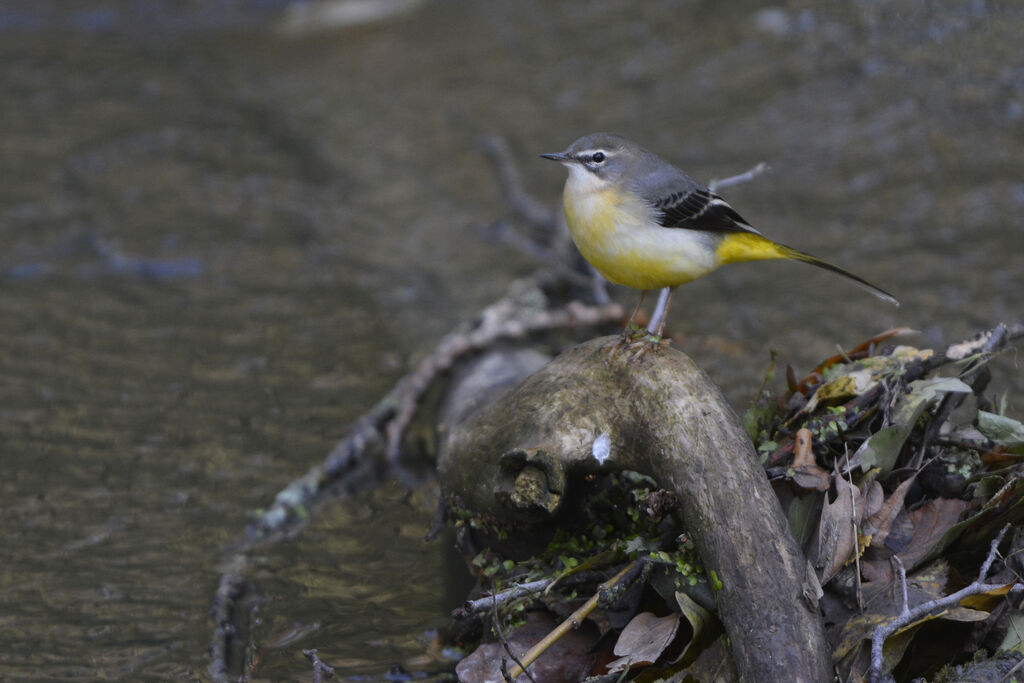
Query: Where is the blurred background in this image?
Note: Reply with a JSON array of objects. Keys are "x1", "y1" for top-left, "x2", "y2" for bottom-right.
[{"x1": 1, "y1": 0, "x2": 1021, "y2": 679}]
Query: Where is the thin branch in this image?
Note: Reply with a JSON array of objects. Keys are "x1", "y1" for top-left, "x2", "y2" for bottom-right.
[
  {"x1": 508, "y1": 562, "x2": 636, "y2": 679},
  {"x1": 708, "y1": 162, "x2": 770, "y2": 192},
  {"x1": 454, "y1": 579, "x2": 552, "y2": 619},
  {"x1": 492, "y1": 593, "x2": 536, "y2": 683},
  {"x1": 892, "y1": 555, "x2": 909, "y2": 616},
  {"x1": 208, "y1": 559, "x2": 250, "y2": 680},
  {"x1": 847, "y1": 458, "x2": 865, "y2": 612},
  {"x1": 302, "y1": 649, "x2": 335, "y2": 683},
  {"x1": 868, "y1": 524, "x2": 1022, "y2": 682},
  {"x1": 479, "y1": 135, "x2": 558, "y2": 231}
]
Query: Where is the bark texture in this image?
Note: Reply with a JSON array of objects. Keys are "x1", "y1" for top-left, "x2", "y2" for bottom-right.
[{"x1": 439, "y1": 336, "x2": 831, "y2": 682}]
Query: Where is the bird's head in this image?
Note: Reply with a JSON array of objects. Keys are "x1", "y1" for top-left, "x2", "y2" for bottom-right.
[{"x1": 540, "y1": 132, "x2": 646, "y2": 190}]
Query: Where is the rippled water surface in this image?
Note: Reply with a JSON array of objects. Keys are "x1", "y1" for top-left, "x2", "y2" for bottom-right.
[{"x1": 1, "y1": 0, "x2": 1022, "y2": 679}]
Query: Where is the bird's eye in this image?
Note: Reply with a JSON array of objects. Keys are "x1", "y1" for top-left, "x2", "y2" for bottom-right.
[{"x1": 591, "y1": 152, "x2": 606, "y2": 163}]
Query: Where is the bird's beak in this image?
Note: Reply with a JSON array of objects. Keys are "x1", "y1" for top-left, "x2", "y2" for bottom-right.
[{"x1": 539, "y1": 152, "x2": 570, "y2": 162}]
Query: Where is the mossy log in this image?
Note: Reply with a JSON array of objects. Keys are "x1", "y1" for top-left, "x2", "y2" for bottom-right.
[{"x1": 439, "y1": 336, "x2": 830, "y2": 682}]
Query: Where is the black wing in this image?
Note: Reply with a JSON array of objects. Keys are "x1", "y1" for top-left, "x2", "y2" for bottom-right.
[{"x1": 653, "y1": 188, "x2": 760, "y2": 234}]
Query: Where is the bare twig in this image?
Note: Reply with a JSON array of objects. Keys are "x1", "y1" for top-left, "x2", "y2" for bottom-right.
[
  {"x1": 454, "y1": 579, "x2": 552, "y2": 619},
  {"x1": 847, "y1": 459, "x2": 865, "y2": 612},
  {"x1": 708, "y1": 162, "x2": 770, "y2": 191},
  {"x1": 208, "y1": 560, "x2": 250, "y2": 680},
  {"x1": 868, "y1": 524, "x2": 1022, "y2": 682},
  {"x1": 492, "y1": 593, "x2": 536, "y2": 683},
  {"x1": 508, "y1": 562, "x2": 636, "y2": 679},
  {"x1": 892, "y1": 555, "x2": 909, "y2": 615},
  {"x1": 302, "y1": 649, "x2": 335, "y2": 683},
  {"x1": 480, "y1": 135, "x2": 558, "y2": 232}
]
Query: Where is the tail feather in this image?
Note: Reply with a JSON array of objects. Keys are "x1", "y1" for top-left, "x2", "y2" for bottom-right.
[{"x1": 782, "y1": 246, "x2": 899, "y2": 306}]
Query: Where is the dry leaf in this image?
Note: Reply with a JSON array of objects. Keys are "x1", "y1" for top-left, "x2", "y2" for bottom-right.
[
  {"x1": 863, "y1": 480, "x2": 884, "y2": 520},
  {"x1": 607, "y1": 611, "x2": 681, "y2": 672},
  {"x1": 898, "y1": 498, "x2": 973, "y2": 571},
  {"x1": 815, "y1": 468, "x2": 863, "y2": 583},
  {"x1": 864, "y1": 474, "x2": 918, "y2": 548},
  {"x1": 791, "y1": 328, "x2": 915, "y2": 395},
  {"x1": 803, "y1": 368, "x2": 875, "y2": 414},
  {"x1": 791, "y1": 428, "x2": 830, "y2": 491}
]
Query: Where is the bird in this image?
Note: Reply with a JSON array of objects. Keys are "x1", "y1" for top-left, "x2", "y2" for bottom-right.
[{"x1": 540, "y1": 132, "x2": 898, "y2": 359}]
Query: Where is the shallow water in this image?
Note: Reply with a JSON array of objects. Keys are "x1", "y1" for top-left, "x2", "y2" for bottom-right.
[{"x1": 1, "y1": 0, "x2": 1022, "y2": 679}]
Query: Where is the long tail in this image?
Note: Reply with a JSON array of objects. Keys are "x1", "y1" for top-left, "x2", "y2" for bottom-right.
[
  {"x1": 713, "y1": 232, "x2": 898, "y2": 305},
  {"x1": 781, "y1": 245, "x2": 899, "y2": 306}
]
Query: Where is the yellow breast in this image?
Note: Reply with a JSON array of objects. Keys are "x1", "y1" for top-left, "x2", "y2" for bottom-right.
[{"x1": 562, "y1": 182, "x2": 718, "y2": 290}]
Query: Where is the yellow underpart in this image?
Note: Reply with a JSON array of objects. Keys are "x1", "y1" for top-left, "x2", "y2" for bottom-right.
[
  {"x1": 563, "y1": 185, "x2": 718, "y2": 290},
  {"x1": 714, "y1": 232, "x2": 791, "y2": 265}
]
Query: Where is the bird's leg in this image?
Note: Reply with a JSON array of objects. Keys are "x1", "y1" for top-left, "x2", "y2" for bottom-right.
[
  {"x1": 606, "y1": 290, "x2": 648, "y2": 364},
  {"x1": 627, "y1": 287, "x2": 676, "y2": 362},
  {"x1": 653, "y1": 287, "x2": 675, "y2": 339},
  {"x1": 623, "y1": 290, "x2": 648, "y2": 339},
  {"x1": 645, "y1": 288, "x2": 672, "y2": 337}
]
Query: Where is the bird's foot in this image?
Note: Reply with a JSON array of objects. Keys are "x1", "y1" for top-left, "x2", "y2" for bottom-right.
[
  {"x1": 605, "y1": 324, "x2": 645, "y2": 363},
  {"x1": 605, "y1": 336, "x2": 628, "y2": 364},
  {"x1": 626, "y1": 333, "x2": 671, "y2": 363},
  {"x1": 606, "y1": 331, "x2": 670, "y2": 364}
]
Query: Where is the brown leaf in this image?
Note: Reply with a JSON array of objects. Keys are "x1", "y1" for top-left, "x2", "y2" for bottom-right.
[
  {"x1": 859, "y1": 557, "x2": 892, "y2": 583},
  {"x1": 791, "y1": 428, "x2": 830, "y2": 492},
  {"x1": 793, "y1": 428, "x2": 815, "y2": 466},
  {"x1": 898, "y1": 498, "x2": 972, "y2": 571},
  {"x1": 815, "y1": 470, "x2": 862, "y2": 583},
  {"x1": 864, "y1": 474, "x2": 918, "y2": 548},
  {"x1": 607, "y1": 611, "x2": 681, "y2": 671},
  {"x1": 863, "y1": 480, "x2": 884, "y2": 520}
]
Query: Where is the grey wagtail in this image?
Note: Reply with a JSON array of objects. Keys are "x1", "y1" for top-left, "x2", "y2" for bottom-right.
[{"x1": 540, "y1": 132, "x2": 898, "y2": 356}]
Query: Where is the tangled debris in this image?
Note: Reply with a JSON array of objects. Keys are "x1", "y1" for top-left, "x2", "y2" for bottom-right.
[{"x1": 443, "y1": 323, "x2": 1024, "y2": 682}]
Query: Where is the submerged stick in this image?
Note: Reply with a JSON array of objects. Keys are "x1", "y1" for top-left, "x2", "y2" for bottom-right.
[{"x1": 439, "y1": 337, "x2": 831, "y2": 682}]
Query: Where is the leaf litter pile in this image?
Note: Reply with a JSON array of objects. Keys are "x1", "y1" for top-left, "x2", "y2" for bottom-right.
[{"x1": 447, "y1": 324, "x2": 1024, "y2": 681}]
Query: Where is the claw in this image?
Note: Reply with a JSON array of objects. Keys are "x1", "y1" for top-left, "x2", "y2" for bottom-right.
[
  {"x1": 605, "y1": 335, "x2": 629, "y2": 364},
  {"x1": 608, "y1": 333, "x2": 672, "y2": 364},
  {"x1": 632, "y1": 334, "x2": 671, "y2": 362}
]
